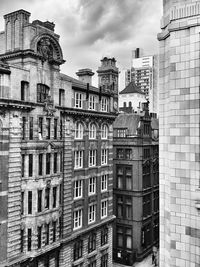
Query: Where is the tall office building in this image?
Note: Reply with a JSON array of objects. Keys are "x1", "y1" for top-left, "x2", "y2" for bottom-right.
[
  {"x1": 125, "y1": 49, "x2": 159, "y2": 114},
  {"x1": 158, "y1": 1, "x2": 200, "y2": 266},
  {"x1": 0, "y1": 10, "x2": 118, "y2": 267}
]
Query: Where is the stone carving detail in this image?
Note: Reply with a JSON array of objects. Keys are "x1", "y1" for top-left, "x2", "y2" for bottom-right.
[
  {"x1": 37, "y1": 37, "x2": 53, "y2": 61},
  {"x1": 44, "y1": 96, "x2": 56, "y2": 116}
]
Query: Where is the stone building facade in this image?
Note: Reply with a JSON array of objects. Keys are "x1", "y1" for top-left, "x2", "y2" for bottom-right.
[
  {"x1": 158, "y1": 1, "x2": 200, "y2": 266},
  {"x1": 112, "y1": 105, "x2": 159, "y2": 266},
  {"x1": 0, "y1": 10, "x2": 118, "y2": 267}
]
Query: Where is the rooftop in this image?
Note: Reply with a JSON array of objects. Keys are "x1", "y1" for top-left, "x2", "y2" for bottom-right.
[{"x1": 119, "y1": 81, "x2": 145, "y2": 95}]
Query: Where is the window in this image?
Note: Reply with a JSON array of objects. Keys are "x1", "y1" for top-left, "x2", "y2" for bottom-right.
[
  {"x1": 89, "y1": 95, "x2": 96, "y2": 110},
  {"x1": 116, "y1": 165, "x2": 132, "y2": 190},
  {"x1": 53, "y1": 221, "x2": 57, "y2": 242},
  {"x1": 116, "y1": 166, "x2": 123, "y2": 189},
  {"x1": 29, "y1": 117, "x2": 33, "y2": 140},
  {"x1": 54, "y1": 118, "x2": 57, "y2": 139},
  {"x1": 101, "y1": 254, "x2": 108, "y2": 267},
  {"x1": 101, "y1": 124, "x2": 108, "y2": 139},
  {"x1": 74, "y1": 151, "x2": 83, "y2": 169},
  {"x1": 88, "y1": 259, "x2": 96, "y2": 267},
  {"x1": 89, "y1": 150, "x2": 97, "y2": 167},
  {"x1": 117, "y1": 129, "x2": 127, "y2": 138},
  {"x1": 60, "y1": 119, "x2": 63, "y2": 139},
  {"x1": 143, "y1": 164, "x2": 151, "y2": 189},
  {"x1": 74, "y1": 239, "x2": 83, "y2": 261},
  {"x1": 75, "y1": 122, "x2": 84, "y2": 139},
  {"x1": 37, "y1": 84, "x2": 49, "y2": 103},
  {"x1": 28, "y1": 191, "x2": 32, "y2": 214},
  {"x1": 28, "y1": 154, "x2": 33, "y2": 177},
  {"x1": 53, "y1": 187, "x2": 57, "y2": 208},
  {"x1": 101, "y1": 200, "x2": 108, "y2": 219},
  {"x1": 73, "y1": 209, "x2": 82, "y2": 230},
  {"x1": 74, "y1": 180, "x2": 83, "y2": 199},
  {"x1": 116, "y1": 196, "x2": 132, "y2": 220},
  {"x1": 101, "y1": 97, "x2": 108, "y2": 112},
  {"x1": 153, "y1": 191, "x2": 159, "y2": 213},
  {"x1": 27, "y1": 228, "x2": 32, "y2": 251},
  {"x1": 116, "y1": 149, "x2": 124, "y2": 159},
  {"x1": 54, "y1": 153, "x2": 57, "y2": 173},
  {"x1": 101, "y1": 149, "x2": 108, "y2": 165},
  {"x1": 143, "y1": 148, "x2": 150, "y2": 159},
  {"x1": 59, "y1": 183, "x2": 62, "y2": 204},
  {"x1": 38, "y1": 154, "x2": 43, "y2": 176},
  {"x1": 88, "y1": 233, "x2": 96, "y2": 253},
  {"x1": 125, "y1": 197, "x2": 132, "y2": 219},
  {"x1": 101, "y1": 227, "x2": 108, "y2": 246},
  {"x1": 101, "y1": 175, "x2": 108, "y2": 192},
  {"x1": 22, "y1": 117, "x2": 26, "y2": 140},
  {"x1": 46, "y1": 118, "x2": 51, "y2": 139},
  {"x1": 143, "y1": 194, "x2": 151, "y2": 218},
  {"x1": 142, "y1": 223, "x2": 152, "y2": 248},
  {"x1": 37, "y1": 226, "x2": 42, "y2": 249},
  {"x1": 21, "y1": 154, "x2": 25, "y2": 177},
  {"x1": 89, "y1": 123, "x2": 97, "y2": 139},
  {"x1": 153, "y1": 218, "x2": 159, "y2": 242},
  {"x1": 88, "y1": 177, "x2": 96, "y2": 195},
  {"x1": 117, "y1": 196, "x2": 123, "y2": 218},
  {"x1": 45, "y1": 223, "x2": 50, "y2": 245},
  {"x1": 125, "y1": 167, "x2": 132, "y2": 190},
  {"x1": 38, "y1": 117, "x2": 43, "y2": 139},
  {"x1": 116, "y1": 226, "x2": 132, "y2": 250},
  {"x1": 45, "y1": 187, "x2": 50, "y2": 209},
  {"x1": 125, "y1": 149, "x2": 132, "y2": 159},
  {"x1": 21, "y1": 81, "x2": 29, "y2": 101},
  {"x1": 143, "y1": 123, "x2": 150, "y2": 135},
  {"x1": 59, "y1": 89, "x2": 65, "y2": 106},
  {"x1": 88, "y1": 204, "x2": 96, "y2": 224},
  {"x1": 21, "y1": 229, "x2": 24, "y2": 252},
  {"x1": 75, "y1": 92, "x2": 83, "y2": 108},
  {"x1": 153, "y1": 163, "x2": 159, "y2": 186},
  {"x1": 60, "y1": 152, "x2": 63, "y2": 172},
  {"x1": 37, "y1": 190, "x2": 42, "y2": 212},
  {"x1": 21, "y1": 191, "x2": 24, "y2": 215},
  {"x1": 46, "y1": 153, "x2": 51, "y2": 175}
]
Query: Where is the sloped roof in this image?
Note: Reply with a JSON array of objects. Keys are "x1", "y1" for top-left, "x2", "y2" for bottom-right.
[
  {"x1": 119, "y1": 81, "x2": 145, "y2": 95},
  {"x1": 113, "y1": 113, "x2": 140, "y2": 136}
]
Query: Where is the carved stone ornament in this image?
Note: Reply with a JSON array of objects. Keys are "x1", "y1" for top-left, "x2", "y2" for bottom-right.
[
  {"x1": 44, "y1": 96, "x2": 56, "y2": 116},
  {"x1": 37, "y1": 37, "x2": 53, "y2": 61},
  {"x1": 0, "y1": 109, "x2": 6, "y2": 118}
]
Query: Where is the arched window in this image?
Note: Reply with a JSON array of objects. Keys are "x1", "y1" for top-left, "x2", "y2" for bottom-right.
[
  {"x1": 89, "y1": 123, "x2": 96, "y2": 139},
  {"x1": 37, "y1": 84, "x2": 49, "y2": 103},
  {"x1": 101, "y1": 124, "x2": 108, "y2": 139},
  {"x1": 75, "y1": 122, "x2": 84, "y2": 139}
]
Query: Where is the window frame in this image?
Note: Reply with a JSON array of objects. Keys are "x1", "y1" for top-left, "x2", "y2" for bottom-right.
[{"x1": 73, "y1": 209, "x2": 83, "y2": 230}]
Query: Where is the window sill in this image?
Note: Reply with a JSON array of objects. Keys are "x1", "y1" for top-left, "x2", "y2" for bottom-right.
[
  {"x1": 87, "y1": 250, "x2": 97, "y2": 258},
  {"x1": 99, "y1": 244, "x2": 109, "y2": 251},
  {"x1": 72, "y1": 258, "x2": 84, "y2": 266}
]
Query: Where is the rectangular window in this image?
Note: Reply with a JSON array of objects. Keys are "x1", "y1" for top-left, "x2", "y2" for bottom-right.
[
  {"x1": 28, "y1": 191, "x2": 32, "y2": 214},
  {"x1": 89, "y1": 150, "x2": 96, "y2": 167},
  {"x1": 125, "y1": 149, "x2": 132, "y2": 159},
  {"x1": 143, "y1": 148, "x2": 150, "y2": 159},
  {"x1": 88, "y1": 204, "x2": 96, "y2": 224},
  {"x1": 38, "y1": 154, "x2": 43, "y2": 176},
  {"x1": 21, "y1": 81, "x2": 29, "y2": 101},
  {"x1": 74, "y1": 240, "x2": 83, "y2": 261},
  {"x1": 125, "y1": 167, "x2": 132, "y2": 190},
  {"x1": 28, "y1": 154, "x2": 33, "y2": 177},
  {"x1": 88, "y1": 259, "x2": 96, "y2": 267},
  {"x1": 125, "y1": 197, "x2": 132, "y2": 219},
  {"x1": 88, "y1": 177, "x2": 96, "y2": 195},
  {"x1": 59, "y1": 183, "x2": 62, "y2": 205},
  {"x1": 101, "y1": 175, "x2": 108, "y2": 192},
  {"x1": 59, "y1": 89, "x2": 65, "y2": 106},
  {"x1": 53, "y1": 221, "x2": 57, "y2": 242},
  {"x1": 60, "y1": 119, "x2": 63, "y2": 139},
  {"x1": 89, "y1": 95, "x2": 96, "y2": 110},
  {"x1": 38, "y1": 117, "x2": 43, "y2": 138},
  {"x1": 22, "y1": 154, "x2": 25, "y2": 177},
  {"x1": 46, "y1": 153, "x2": 51, "y2": 175},
  {"x1": 101, "y1": 149, "x2": 108, "y2": 165},
  {"x1": 21, "y1": 191, "x2": 24, "y2": 215},
  {"x1": 142, "y1": 223, "x2": 151, "y2": 248},
  {"x1": 54, "y1": 118, "x2": 57, "y2": 139},
  {"x1": 116, "y1": 226, "x2": 132, "y2": 250},
  {"x1": 21, "y1": 229, "x2": 24, "y2": 252},
  {"x1": 60, "y1": 152, "x2": 63, "y2": 172},
  {"x1": 101, "y1": 97, "x2": 108, "y2": 112},
  {"x1": 153, "y1": 191, "x2": 159, "y2": 213},
  {"x1": 117, "y1": 167, "x2": 123, "y2": 189},
  {"x1": 101, "y1": 254, "x2": 108, "y2": 267},
  {"x1": 22, "y1": 117, "x2": 26, "y2": 140},
  {"x1": 117, "y1": 196, "x2": 123, "y2": 218},
  {"x1": 75, "y1": 92, "x2": 83, "y2": 108},
  {"x1": 101, "y1": 227, "x2": 108, "y2": 246},
  {"x1": 73, "y1": 209, "x2": 82, "y2": 230},
  {"x1": 116, "y1": 148, "x2": 124, "y2": 159},
  {"x1": 45, "y1": 187, "x2": 50, "y2": 209},
  {"x1": 153, "y1": 218, "x2": 159, "y2": 242},
  {"x1": 74, "y1": 180, "x2": 83, "y2": 199},
  {"x1": 101, "y1": 200, "x2": 108, "y2": 219},
  {"x1": 143, "y1": 164, "x2": 151, "y2": 189},
  {"x1": 27, "y1": 228, "x2": 32, "y2": 251},
  {"x1": 74, "y1": 151, "x2": 83, "y2": 169},
  {"x1": 37, "y1": 226, "x2": 42, "y2": 249},
  {"x1": 88, "y1": 233, "x2": 96, "y2": 253},
  {"x1": 37, "y1": 84, "x2": 49, "y2": 103},
  {"x1": 117, "y1": 129, "x2": 127, "y2": 138},
  {"x1": 54, "y1": 153, "x2": 57, "y2": 173},
  {"x1": 38, "y1": 190, "x2": 42, "y2": 212},
  {"x1": 45, "y1": 224, "x2": 49, "y2": 245},
  {"x1": 29, "y1": 117, "x2": 33, "y2": 140},
  {"x1": 143, "y1": 194, "x2": 151, "y2": 218},
  {"x1": 46, "y1": 118, "x2": 51, "y2": 139},
  {"x1": 53, "y1": 186, "x2": 57, "y2": 208}
]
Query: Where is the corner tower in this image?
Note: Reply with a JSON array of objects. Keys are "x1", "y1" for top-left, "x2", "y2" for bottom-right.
[{"x1": 158, "y1": 1, "x2": 200, "y2": 266}]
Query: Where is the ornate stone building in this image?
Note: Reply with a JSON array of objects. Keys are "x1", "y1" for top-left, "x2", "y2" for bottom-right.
[
  {"x1": 158, "y1": 1, "x2": 200, "y2": 266},
  {"x1": 0, "y1": 10, "x2": 118, "y2": 267}
]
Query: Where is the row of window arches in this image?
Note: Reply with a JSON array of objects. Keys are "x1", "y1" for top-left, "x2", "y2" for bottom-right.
[{"x1": 74, "y1": 122, "x2": 109, "y2": 140}]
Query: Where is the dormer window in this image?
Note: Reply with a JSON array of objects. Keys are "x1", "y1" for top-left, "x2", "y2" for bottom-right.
[{"x1": 37, "y1": 83, "x2": 49, "y2": 103}]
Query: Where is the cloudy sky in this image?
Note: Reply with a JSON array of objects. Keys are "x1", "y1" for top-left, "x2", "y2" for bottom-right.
[{"x1": 0, "y1": 0, "x2": 162, "y2": 88}]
